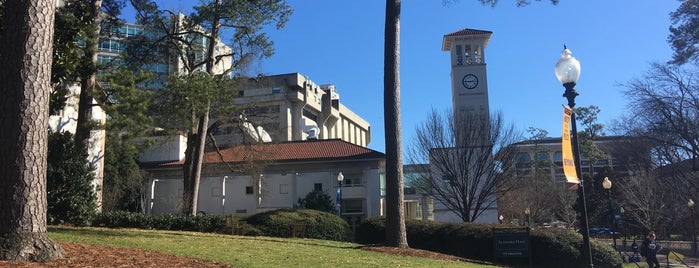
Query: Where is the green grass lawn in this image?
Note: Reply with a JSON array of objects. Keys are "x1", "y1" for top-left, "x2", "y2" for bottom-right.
[{"x1": 49, "y1": 226, "x2": 497, "y2": 268}]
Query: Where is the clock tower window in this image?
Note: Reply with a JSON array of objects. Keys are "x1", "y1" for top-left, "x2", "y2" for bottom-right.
[{"x1": 456, "y1": 45, "x2": 463, "y2": 65}]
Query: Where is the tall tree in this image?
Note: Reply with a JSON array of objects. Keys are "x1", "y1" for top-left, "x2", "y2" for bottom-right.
[
  {"x1": 620, "y1": 62, "x2": 699, "y2": 192},
  {"x1": 130, "y1": 0, "x2": 291, "y2": 215},
  {"x1": 574, "y1": 105, "x2": 607, "y2": 190},
  {"x1": 616, "y1": 163, "x2": 675, "y2": 233},
  {"x1": 669, "y1": 0, "x2": 699, "y2": 65},
  {"x1": 383, "y1": 0, "x2": 407, "y2": 248},
  {"x1": 0, "y1": 0, "x2": 65, "y2": 262},
  {"x1": 74, "y1": 0, "x2": 123, "y2": 150},
  {"x1": 100, "y1": 70, "x2": 154, "y2": 212},
  {"x1": 407, "y1": 109, "x2": 521, "y2": 222}
]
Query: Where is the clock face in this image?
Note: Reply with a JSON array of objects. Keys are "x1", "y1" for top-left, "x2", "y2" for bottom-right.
[{"x1": 462, "y1": 74, "x2": 478, "y2": 89}]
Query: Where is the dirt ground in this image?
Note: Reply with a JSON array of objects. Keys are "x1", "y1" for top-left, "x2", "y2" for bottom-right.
[{"x1": 0, "y1": 242, "x2": 467, "y2": 267}]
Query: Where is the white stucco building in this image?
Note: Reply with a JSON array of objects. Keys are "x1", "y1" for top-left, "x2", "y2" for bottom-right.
[{"x1": 140, "y1": 139, "x2": 385, "y2": 230}]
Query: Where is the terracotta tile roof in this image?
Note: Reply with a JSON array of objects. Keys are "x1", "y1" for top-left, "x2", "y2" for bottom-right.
[
  {"x1": 444, "y1": 28, "x2": 492, "y2": 37},
  {"x1": 146, "y1": 139, "x2": 385, "y2": 167}
]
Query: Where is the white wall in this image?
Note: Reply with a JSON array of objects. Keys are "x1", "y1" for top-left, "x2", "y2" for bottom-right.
[
  {"x1": 147, "y1": 167, "x2": 385, "y2": 219},
  {"x1": 137, "y1": 135, "x2": 186, "y2": 162}
]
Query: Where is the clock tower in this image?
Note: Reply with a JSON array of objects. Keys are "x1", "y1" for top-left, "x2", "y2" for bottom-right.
[{"x1": 442, "y1": 28, "x2": 492, "y2": 118}]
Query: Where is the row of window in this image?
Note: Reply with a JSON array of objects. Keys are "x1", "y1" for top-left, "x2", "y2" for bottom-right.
[
  {"x1": 515, "y1": 151, "x2": 617, "y2": 166},
  {"x1": 210, "y1": 184, "x2": 364, "y2": 214}
]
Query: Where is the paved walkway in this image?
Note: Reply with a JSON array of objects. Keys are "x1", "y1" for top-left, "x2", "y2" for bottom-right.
[{"x1": 621, "y1": 251, "x2": 699, "y2": 267}]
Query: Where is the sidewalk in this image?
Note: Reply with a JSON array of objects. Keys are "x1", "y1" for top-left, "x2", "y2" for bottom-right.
[{"x1": 621, "y1": 251, "x2": 699, "y2": 267}]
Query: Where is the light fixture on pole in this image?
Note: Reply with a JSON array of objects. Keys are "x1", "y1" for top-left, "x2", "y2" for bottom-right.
[
  {"x1": 524, "y1": 207, "x2": 531, "y2": 227},
  {"x1": 337, "y1": 172, "x2": 344, "y2": 218},
  {"x1": 602, "y1": 177, "x2": 617, "y2": 251},
  {"x1": 222, "y1": 176, "x2": 228, "y2": 215},
  {"x1": 689, "y1": 198, "x2": 696, "y2": 257},
  {"x1": 499, "y1": 214, "x2": 504, "y2": 224},
  {"x1": 555, "y1": 46, "x2": 593, "y2": 267}
]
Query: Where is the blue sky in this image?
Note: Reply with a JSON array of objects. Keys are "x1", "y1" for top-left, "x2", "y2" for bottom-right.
[{"x1": 132, "y1": 0, "x2": 680, "y2": 154}]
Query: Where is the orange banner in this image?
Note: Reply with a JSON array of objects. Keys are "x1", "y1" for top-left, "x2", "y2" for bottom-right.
[{"x1": 562, "y1": 106, "x2": 579, "y2": 186}]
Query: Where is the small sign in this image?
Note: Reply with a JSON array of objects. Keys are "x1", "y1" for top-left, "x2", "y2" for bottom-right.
[{"x1": 493, "y1": 227, "x2": 530, "y2": 258}]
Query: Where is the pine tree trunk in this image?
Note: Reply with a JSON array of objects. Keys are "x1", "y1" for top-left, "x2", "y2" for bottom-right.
[
  {"x1": 182, "y1": 0, "x2": 220, "y2": 215},
  {"x1": 75, "y1": 0, "x2": 102, "y2": 150},
  {"x1": 182, "y1": 132, "x2": 197, "y2": 214},
  {"x1": 383, "y1": 0, "x2": 408, "y2": 248},
  {"x1": 0, "y1": 0, "x2": 65, "y2": 262},
  {"x1": 187, "y1": 110, "x2": 210, "y2": 215},
  {"x1": 75, "y1": 0, "x2": 103, "y2": 210}
]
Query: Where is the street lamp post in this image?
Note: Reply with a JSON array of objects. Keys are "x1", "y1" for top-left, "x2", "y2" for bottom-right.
[
  {"x1": 337, "y1": 172, "x2": 344, "y2": 219},
  {"x1": 620, "y1": 206, "x2": 626, "y2": 251},
  {"x1": 689, "y1": 199, "x2": 696, "y2": 257},
  {"x1": 525, "y1": 207, "x2": 531, "y2": 227},
  {"x1": 602, "y1": 177, "x2": 617, "y2": 252},
  {"x1": 555, "y1": 46, "x2": 593, "y2": 267}
]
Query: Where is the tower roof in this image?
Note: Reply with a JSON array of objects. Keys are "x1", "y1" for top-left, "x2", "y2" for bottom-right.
[{"x1": 442, "y1": 28, "x2": 493, "y2": 51}]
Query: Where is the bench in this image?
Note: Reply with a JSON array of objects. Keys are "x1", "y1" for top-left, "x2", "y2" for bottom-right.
[
  {"x1": 291, "y1": 220, "x2": 307, "y2": 238},
  {"x1": 225, "y1": 215, "x2": 245, "y2": 235}
]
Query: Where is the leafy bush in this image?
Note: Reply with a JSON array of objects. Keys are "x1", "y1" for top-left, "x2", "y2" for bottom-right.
[
  {"x1": 245, "y1": 209, "x2": 351, "y2": 241},
  {"x1": 356, "y1": 217, "x2": 623, "y2": 268},
  {"x1": 296, "y1": 190, "x2": 337, "y2": 214},
  {"x1": 92, "y1": 209, "x2": 349, "y2": 241},
  {"x1": 92, "y1": 211, "x2": 153, "y2": 229},
  {"x1": 92, "y1": 211, "x2": 230, "y2": 233},
  {"x1": 47, "y1": 131, "x2": 97, "y2": 226}
]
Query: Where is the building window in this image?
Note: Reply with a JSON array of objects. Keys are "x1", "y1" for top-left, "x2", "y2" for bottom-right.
[
  {"x1": 552, "y1": 151, "x2": 563, "y2": 167},
  {"x1": 342, "y1": 199, "x2": 363, "y2": 214},
  {"x1": 442, "y1": 175, "x2": 455, "y2": 186},
  {"x1": 303, "y1": 109, "x2": 318, "y2": 122},
  {"x1": 515, "y1": 152, "x2": 531, "y2": 168},
  {"x1": 404, "y1": 200, "x2": 421, "y2": 220},
  {"x1": 380, "y1": 172, "x2": 386, "y2": 197},
  {"x1": 455, "y1": 45, "x2": 463, "y2": 65},
  {"x1": 314, "y1": 183, "x2": 322, "y2": 191},
  {"x1": 343, "y1": 175, "x2": 362, "y2": 186},
  {"x1": 537, "y1": 152, "x2": 549, "y2": 161},
  {"x1": 245, "y1": 186, "x2": 253, "y2": 195}
]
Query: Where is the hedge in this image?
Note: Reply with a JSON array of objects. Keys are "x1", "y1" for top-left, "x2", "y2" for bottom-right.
[{"x1": 356, "y1": 217, "x2": 622, "y2": 268}]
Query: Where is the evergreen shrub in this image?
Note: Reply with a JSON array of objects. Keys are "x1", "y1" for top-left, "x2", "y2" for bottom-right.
[
  {"x1": 47, "y1": 131, "x2": 98, "y2": 226},
  {"x1": 356, "y1": 217, "x2": 622, "y2": 268},
  {"x1": 245, "y1": 209, "x2": 351, "y2": 241},
  {"x1": 92, "y1": 211, "x2": 227, "y2": 232},
  {"x1": 296, "y1": 190, "x2": 337, "y2": 214}
]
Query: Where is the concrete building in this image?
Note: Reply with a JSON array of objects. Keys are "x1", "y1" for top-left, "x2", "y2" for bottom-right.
[
  {"x1": 140, "y1": 139, "x2": 385, "y2": 231},
  {"x1": 215, "y1": 73, "x2": 371, "y2": 147},
  {"x1": 403, "y1": 164, "x2": 435, "y2": 221},
  {"x1": 511, "y1": 136, "x2": 631, "y2": 184}
]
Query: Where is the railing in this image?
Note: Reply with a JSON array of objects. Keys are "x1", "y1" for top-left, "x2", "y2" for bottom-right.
[{"x1": 597, "y1": 238, "x2": 695, "y2": 256}]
